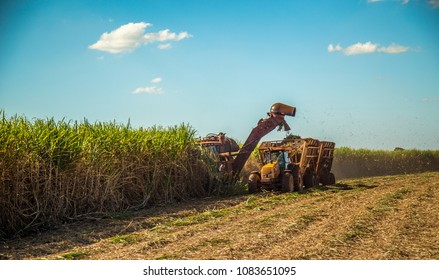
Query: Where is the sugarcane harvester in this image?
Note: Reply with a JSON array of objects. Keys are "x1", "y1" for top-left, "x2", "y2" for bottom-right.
[
  {"x1": 197, "y1": 103, "x2": 296, "y2": 181},
  {"x1": 198, "y1": 102, "x2": 336, "y2": 193}
]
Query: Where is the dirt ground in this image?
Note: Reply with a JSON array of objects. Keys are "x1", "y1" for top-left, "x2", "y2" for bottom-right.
[{"x1": 1, "y1": 172, "x2": 438, "y2": 260}]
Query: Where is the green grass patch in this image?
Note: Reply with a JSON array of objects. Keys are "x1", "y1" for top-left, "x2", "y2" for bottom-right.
[
  {"x1": 60, "y1": 251, "x2": 89, "y2": 260},
  {"x1": 172, "y1": 208, "x2": 233, "y2": 227},
  {"x1": 172, "y1": 215, "x2": 208, "y2": 226},
  {"x1": 109, "y1": 233, "x2": 139, "y2": 244},
  {"x1": 155, "y1": 253, "x2": 179, "y2": 260},
  {"x1": 202, "y1": 238, "x2": 231, "y2": 246},
  {"x1": 147, "y1": 237, "x2": 171, "y2": 249},
  {"x1": 341, "y1": 222, "x2": 373, "y2": 242},
  {"x1": 373, "y1": 188, "x2": 412, "y2": 213}
]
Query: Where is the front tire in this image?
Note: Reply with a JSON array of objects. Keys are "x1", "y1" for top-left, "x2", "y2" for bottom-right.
[{"x1": 248, "y1": 172, "x2": 261, "y2": 194}]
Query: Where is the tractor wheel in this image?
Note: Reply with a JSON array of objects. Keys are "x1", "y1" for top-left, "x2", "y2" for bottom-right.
[
  {"x1": 329, "y1": 172, "x2": 336, "y2": 185},
  {"x1": 293, "y1": 172, "x2": 303, "y2": 192},
  {"x1": 315, "y1": 175, "x2": 320, "y2": 187},
  {"x1": 304, "y1": 173, "x2": 317, "y2": 188},
  {"x1": 291, "y1": 165, "x2": 303, "y2": 192},
  {"x1": 281, "y1": 172, "x2": 294, "y2": 192},
  {"x1": 248, "y1": 172, "x2": 261, "y2": 194},
  {"x1": 319, "y1": 174, "x2": 329, "y2": 186}
]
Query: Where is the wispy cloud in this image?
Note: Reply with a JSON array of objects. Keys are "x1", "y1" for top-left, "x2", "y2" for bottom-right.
[
  {"x1": 158, "y1": 43, "x2": 172, "y2": 50},
  {"x1": 133, "y1": 77, "x2": 164, "y2": 95},
  {"x1": 367, "y1": 0, "x2": 439, "y2": 8},
  {"x1": 150, "y1": 77, "x2": 162, "y2": 84},
  {"x1": 423, "y1": 97, "x2": 439, "y2": 102},
  {"x1": 378, "y1": 43, "x2": 410, "y2": 54},
  {"x1": 144, "y1": 29, "x2": 191, "y2": 44},
  {"x1": 328, "y1": 42, "x2": 410, "y2": 55},
  {"x1": 429, "y1": 0, "x2": 439, "y2": 8},
  {"x1": 367, "y1": 0, "x2": 410, "y2": 4},
  {"x1": 344, "y1": 42, "x2": 377, "y2": 55},
  {"x1": 327, "y1": 44, "x2": 342, "y2": 52},
  {"x1": 89, "y1": 22, "x2": 191, "y2": 54},
  {"x1": 132, "y1": 86, "x2": 164, "y2": 95}
]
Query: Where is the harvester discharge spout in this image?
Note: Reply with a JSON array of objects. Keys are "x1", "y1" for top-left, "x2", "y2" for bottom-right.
[
  {"x1": 269, "y1": 103, "x2": 296, "y2": 131},
  {"x1": 270, "y1": 103, "x2": 296, "y2": 117}
]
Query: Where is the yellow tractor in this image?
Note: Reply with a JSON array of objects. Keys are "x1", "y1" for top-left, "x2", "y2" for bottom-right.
[{"x1": 248, "y1": 138, "x2": 336, "y2": 193}]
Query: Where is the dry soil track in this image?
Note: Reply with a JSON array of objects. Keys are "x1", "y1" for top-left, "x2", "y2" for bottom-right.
[{"x1": 1, "y1": 172, "x2": 438, "y2": 260}]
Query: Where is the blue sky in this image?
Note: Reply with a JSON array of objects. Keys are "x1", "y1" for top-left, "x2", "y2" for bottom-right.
[{"x1": 1, "y1": 0, "x2": 438, "y2": 149}]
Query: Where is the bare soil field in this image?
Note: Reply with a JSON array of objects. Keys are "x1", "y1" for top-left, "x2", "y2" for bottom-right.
[{"x1": 1, "y1": 172, "x2": 438, "y2": 260}]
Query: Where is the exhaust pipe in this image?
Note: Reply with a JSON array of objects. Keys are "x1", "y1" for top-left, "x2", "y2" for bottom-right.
[{"x1": 270, "y1": 103, "x2": 296, "y2": 117}]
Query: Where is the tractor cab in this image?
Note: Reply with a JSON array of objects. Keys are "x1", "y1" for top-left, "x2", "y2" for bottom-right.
[{"x1": 259, "y1": 149, "x2": 292, "y2": 186}]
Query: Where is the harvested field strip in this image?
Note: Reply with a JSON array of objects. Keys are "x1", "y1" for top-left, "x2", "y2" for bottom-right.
[{"x1": 1, "y1": 172, "x2": 438, "y2": 260}]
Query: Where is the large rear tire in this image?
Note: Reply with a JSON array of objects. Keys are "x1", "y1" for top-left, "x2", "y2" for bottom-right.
[
  {"x1": 281, "y1": 172, "x2": 294, "y2": 192},
  {"x1": 294, "y1": 174, "x2": 303, "y2": 192},
  {"x1": 292, "y1": 165, "x2": 303, "y2": 192},
  {"x1": 320, "y1": 174, "x2": 330, "y2": 186},
  {"x1": 304, "y1": 173, "x2": 317, "y2": 188}
]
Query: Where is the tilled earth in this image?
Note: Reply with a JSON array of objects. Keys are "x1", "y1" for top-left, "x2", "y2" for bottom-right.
[{"x1": 1, "y1": 172, "x2": 438, "y2": 260}]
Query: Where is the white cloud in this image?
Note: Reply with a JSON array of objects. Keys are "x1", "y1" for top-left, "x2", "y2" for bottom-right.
[
  {"x1": 89, "y1": 22, "x2": 151, "y2": 54},
  {"x1": 328, "y1": 42, "x2": 410, "y2": 55},
  {"x1": 133, "y1": 86, "x2": 164, "y2": 95},
  {"x1": 327, "y1": 44, "x2": 342, "y2": 52},
  {"x1": 150, "y1": 77, "x2": 162, "y2": 84},
  {"x1": 89, "y1": 22, "x2": 191, "y2": 54},
  {"x1": 368, "y1": 0, "x2": 409, "y2": 3},
  {"x1": 133, "y1": 77, "x2": 164, "y2": 95},
  {"x1": 378, "y1": 43, "x2": 410, "y2": 54},
  {"x1": 144, "y1": 29, "x2": 191, "y2": 44},
  {"x1": 368, "y1": 0, "x2": 410, "y2": 4},
  {"x1": 158, "y1": 43, "x2": 172, "y2": 50},
  {"x1": 344, "y1": 41, "x2": 378, "y2": 55},
  {"x1": 423, "y1": 97, "x2": 439, "y2": 102}
]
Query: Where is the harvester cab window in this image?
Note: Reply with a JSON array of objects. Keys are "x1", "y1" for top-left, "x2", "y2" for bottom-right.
[
  {"x1": 265, "y1": 152, "x2": 273, "y2": 164},
  {"x1": 284, "y1": 152, "x2": 291, "y2": 164},
  {"x1": 276, "y1": 152, "x2": 286, "y2": 170},
  {"x1": 270, "y1": 152, "x2": 278, "y2": 163},
  {"x1": 266, "y1": 151, "x2": 286, "y2": 170}
]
